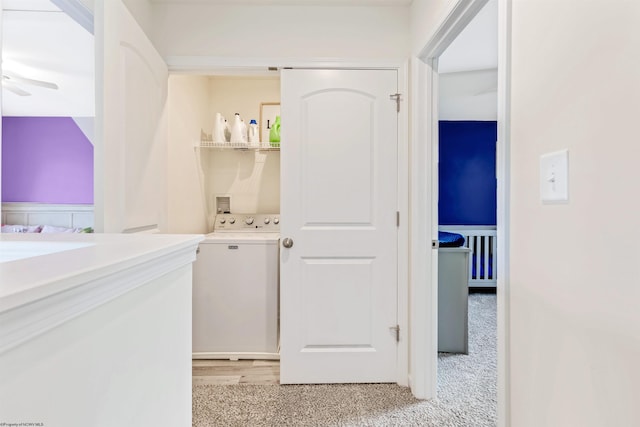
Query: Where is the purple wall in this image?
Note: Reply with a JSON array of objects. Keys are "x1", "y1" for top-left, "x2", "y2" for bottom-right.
[{"x1": 2, "y1": 117, "x2": 93, "y2": 204}]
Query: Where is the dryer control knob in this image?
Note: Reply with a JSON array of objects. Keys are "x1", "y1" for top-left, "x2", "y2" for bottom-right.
[
  {"x1": 264, "y1": 218, "x2": 271, "y2": 224},
  {"x1": 245, "y1": 217, "x2": 254, "y2": 225},
  {"x1": 220, "y1": 218, "x2": 226, "y2": 224},
  {"x1": 229, "y1": 218, "x2": 236, "y2": 224},
  {"x1": 274, "y1": 218, "x2": 280, "y2": 224}
]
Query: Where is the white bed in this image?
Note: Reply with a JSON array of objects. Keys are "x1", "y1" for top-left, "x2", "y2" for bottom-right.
[{"x1": 1, "y1": 202, "x2": 94, "y2": 230}]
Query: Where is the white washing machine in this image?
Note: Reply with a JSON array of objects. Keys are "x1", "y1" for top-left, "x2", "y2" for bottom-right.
[{"x1": 192, "y1": 213, "x2": 280, "y2": 360}]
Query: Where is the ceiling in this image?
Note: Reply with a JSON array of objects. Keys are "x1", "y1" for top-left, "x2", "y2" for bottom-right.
[
  {"x1": 0, "y1": 0, "x2": 494, "y2": 117},
  {"x1": 2, "y1": 0, "x2": 94, "y2": 117},
  {"x1": 439, "y1": 0, "x2": 497, "y2": 74}
]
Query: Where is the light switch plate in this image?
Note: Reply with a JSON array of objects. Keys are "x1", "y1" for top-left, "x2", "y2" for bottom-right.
[{"x1": 540, "y1": 149, "x2": 569, "y2": 202}]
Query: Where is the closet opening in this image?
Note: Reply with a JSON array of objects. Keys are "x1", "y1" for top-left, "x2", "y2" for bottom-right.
[{"x1": 168, "y1": 72, "x2": 282, "y2": 383}]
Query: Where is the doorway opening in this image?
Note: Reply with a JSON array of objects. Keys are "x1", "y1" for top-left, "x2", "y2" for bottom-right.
[
  {"x1": 0, "y1": 1, "x2": 95, "y2": 230},
  {"x1": 411, "y1": 0, "x2": 510, "y2": 423},
  {"x1": 435, "y1": 1, "x2": 498, "y2": 421}
]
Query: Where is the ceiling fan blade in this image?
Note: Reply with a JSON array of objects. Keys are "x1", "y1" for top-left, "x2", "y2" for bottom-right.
[
  {"x1": 2, "y1": 81, "x2": 31, "y2": 96},
  {"x1": 474, "y1": 86, "x2": 497, "y2": 96},
  {"x1": 3, "y1": 73, "x2": 59, "y2": 90}
]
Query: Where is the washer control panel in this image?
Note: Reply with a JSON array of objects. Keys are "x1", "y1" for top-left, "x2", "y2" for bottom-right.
[{"x1": 214, "y1": 214, "x2": 280, "y2": 232}]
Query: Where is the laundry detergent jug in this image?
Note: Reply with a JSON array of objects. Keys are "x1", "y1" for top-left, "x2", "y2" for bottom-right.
[{"x1": 269, "y1": 115, "x2": 281, "y2": 147}]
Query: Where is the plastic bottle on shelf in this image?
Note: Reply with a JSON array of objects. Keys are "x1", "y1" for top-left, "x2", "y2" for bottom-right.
[
  {"x1": 241, "y1": 119, "x2": 248, "y2": 143},
  {"x1": 248, "y1": 119, "x2": 259, "y2": 145},
  {"x1": 224, "y1": 119, "x2": 231, "y2": 143},
  {"x1": 230, "y1": 113, "x2": 247, "y2": 146},
  {"x1": 212, "y1": 113, "x2": 226, "y2": 144},
  {"x1": 269, "y1": 115, "x2": 281, "y2": 147}
]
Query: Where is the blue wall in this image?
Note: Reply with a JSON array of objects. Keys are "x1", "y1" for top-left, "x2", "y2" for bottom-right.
[{"x1": 439, "y1": 121, "x2": 497, "y2": 225}]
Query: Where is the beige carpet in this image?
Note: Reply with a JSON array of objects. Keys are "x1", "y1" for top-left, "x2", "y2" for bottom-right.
[{"x1": 193, "y1": 293, "x2": 497, "y2": 427}]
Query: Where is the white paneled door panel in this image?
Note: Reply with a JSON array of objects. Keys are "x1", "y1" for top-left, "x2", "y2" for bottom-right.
[
  {"x1": 97, "y1": 1, "x2": 168, "y2": 233},
  {"x1": 301, "y1": 89, "x2": 375, "y2": 226},
  {"x1": 281, "y1": 69, "x2": 398, "y2": 384},
  {"x1": 122, "y1": 44, "x2": 167, "y2": 232},
  {"x1": 302, "y1": 258, "x2": 374, "y2": 347}
]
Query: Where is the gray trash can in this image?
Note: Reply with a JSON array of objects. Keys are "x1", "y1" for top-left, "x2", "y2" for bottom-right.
[{"x1": 438, "y1": 247, "x2": 471, "y2": 354}]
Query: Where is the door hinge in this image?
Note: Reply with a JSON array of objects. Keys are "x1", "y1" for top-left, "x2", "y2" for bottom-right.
[
  {"x1": 390, "y1": 93, "x2": 401, "y2": 113},
  {"x1": 396, "y1": 211, "x2": 400, "y2": 227},
  {"x1": 390, "y1": 325, "x2": 400, "y2": 342}
]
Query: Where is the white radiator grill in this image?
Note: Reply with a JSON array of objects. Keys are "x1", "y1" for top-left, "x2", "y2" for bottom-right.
[{"x1": 439, "y1": 226, "x2": 497, "y2": 288}]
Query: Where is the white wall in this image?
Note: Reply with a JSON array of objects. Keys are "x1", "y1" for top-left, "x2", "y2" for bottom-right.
[
  {"x1": 152, "y1": 3, "x2": 409, "y2": 59},
  {"x1": 167, "y1": 75, "x2": 211, "y2": 234},
  {"x1": 73, "y1": 116, "x2": 95, "y2": 145},
  {"x1": 0, "y1": 265, "x2": 193, "y2": 427},
  {"x1": 205, "y1": 149, "x2": 280, "y2": 215},
  {"x1": 206, "y1": 76, "x2": 281, "y2": 215},
  {"x1": 167, "y1": 75, "x2": 281, "y2": 232},
  {"x1": 410, "y1": 0, "x2": 455, "y2": 55},
  {"x1": 209, "y1": 76, "x2": 280, "y2": 134},
  {"x1": 439, "y1": 68, "x2": 497, "y2": 120},
  {"x1": 122, "y1": 0, "x2": 154, "y2": 38},
  {"x1": 509, "y1": 1, "x2": 640, "y2": 426}
]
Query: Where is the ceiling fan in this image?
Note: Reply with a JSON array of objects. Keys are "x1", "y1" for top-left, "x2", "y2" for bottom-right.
[
  {"x1": 2, "y1": 72, "x2": 59, "y2": 97},
  {"x1": 474, "y1": 84, "x2": 497, "y2": 96}
]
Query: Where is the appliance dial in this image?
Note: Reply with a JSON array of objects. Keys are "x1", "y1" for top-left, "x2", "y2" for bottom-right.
[
  {"x1": 219, "y1": 218, "x2": 226, "y2": 224},
  {"x1": 245, "y1": 217, "x2": 254, "y2": 225},
  {"x1": 264, "y1": 218, "x2": 270, "y2": 224},
  {"x1": 274, "y1": 217, "x2": 280, "y2": 224},
  {"x1": 229, "y1": 218, "x2": 236, "y2": 224}
]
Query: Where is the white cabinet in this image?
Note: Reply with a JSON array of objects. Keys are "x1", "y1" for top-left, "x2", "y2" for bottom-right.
[{"x1": 192, "y1": 235, "x2": 280, "y2": 358}]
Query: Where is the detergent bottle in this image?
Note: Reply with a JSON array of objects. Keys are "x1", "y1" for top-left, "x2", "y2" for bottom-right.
[
  {"x1": 241, "y1": 119, "x2": 248, "y2": 143},
  {"x1": 230, "y1": 113, "x2": 246, "y2": 146},
  {"x1": 269, "y1": 115, "x2": 281, "y2": 148},
  {"x1": 248, "y1": 119, "x2": 259, "y2": 144},
  {"x1": 212, "y1": 113, "x2": 226, "y2": 143}
]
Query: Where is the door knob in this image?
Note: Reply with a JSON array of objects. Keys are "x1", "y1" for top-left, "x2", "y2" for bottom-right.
[{"x1": 282, "y1": 238, "x2": 294, "y2": 248}]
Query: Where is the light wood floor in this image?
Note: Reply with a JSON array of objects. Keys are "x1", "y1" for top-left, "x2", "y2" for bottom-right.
[{"x1": 192, "y1": 359, "x2": 280, "y2": 385}]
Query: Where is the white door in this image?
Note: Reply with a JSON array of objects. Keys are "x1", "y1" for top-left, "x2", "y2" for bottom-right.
[
  {"x1": 280, "y1": 69, "x2": 399, "y2": 384},
  {"x1": 95, "y1": 0, "x2": 168, "y2": 233}
]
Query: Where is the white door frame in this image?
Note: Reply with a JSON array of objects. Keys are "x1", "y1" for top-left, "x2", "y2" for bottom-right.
[
  {"x1": 410, "y1": 1, "x2": 512, "y2": 426},
  {"x1": 166, "y1": 57, "x2": 410, "y2": 387},
  {"x1": 496, "y1": 1, "x2": 512, "y2": 424}
]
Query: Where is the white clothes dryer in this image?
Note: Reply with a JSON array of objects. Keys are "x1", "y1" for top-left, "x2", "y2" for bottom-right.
[{"x1": 192, "y1": 213, "x2": 280, "y2": 360}]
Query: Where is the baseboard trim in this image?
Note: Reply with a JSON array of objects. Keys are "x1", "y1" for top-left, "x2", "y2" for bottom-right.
[{"x1": 192, "y1": 352, "x2": 280, "y2": 361}]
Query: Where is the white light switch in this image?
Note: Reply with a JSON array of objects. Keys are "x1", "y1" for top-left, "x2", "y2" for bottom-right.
[{"x1": 540, "y1": 149, "x2": 569, "y2": 202}]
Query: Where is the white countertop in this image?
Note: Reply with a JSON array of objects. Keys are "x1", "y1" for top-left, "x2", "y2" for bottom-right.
[{"x1": 0, "y1": 233, "x2": 203, "y2": 314}]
